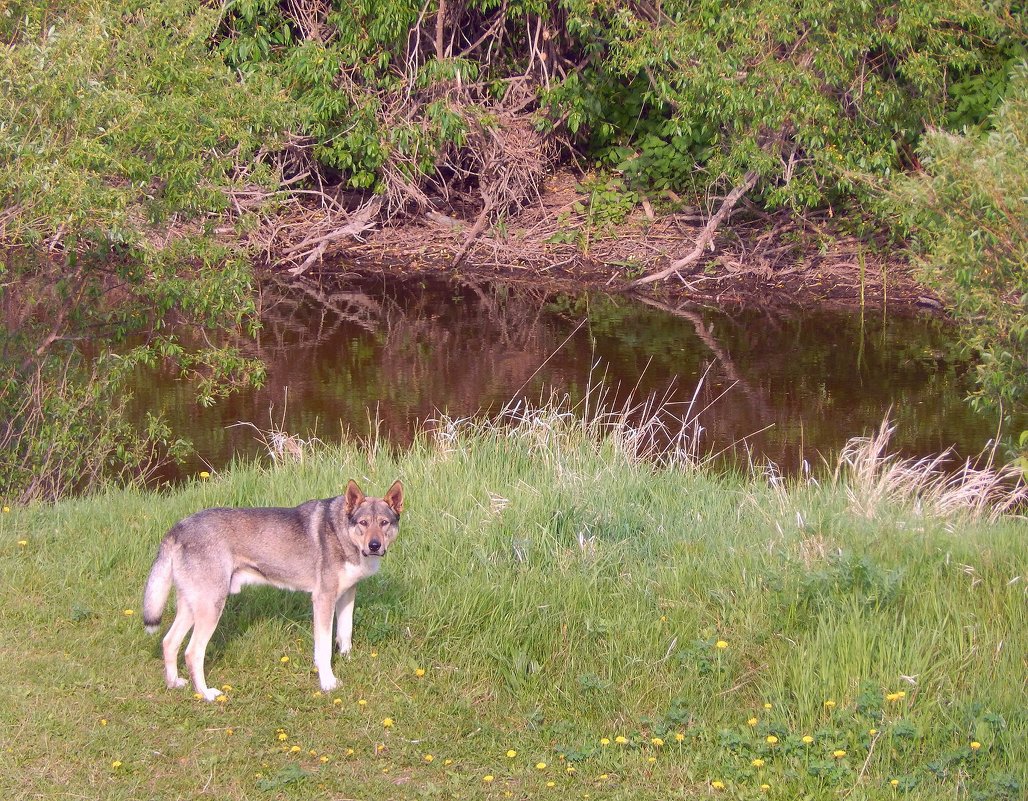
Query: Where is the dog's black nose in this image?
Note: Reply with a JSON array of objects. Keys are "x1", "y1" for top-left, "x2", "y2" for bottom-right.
[{"x1": 369, "y1": 539, "x2": 382, "y2": 553}]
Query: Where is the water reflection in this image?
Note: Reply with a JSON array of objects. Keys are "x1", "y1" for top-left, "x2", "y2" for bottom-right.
[{"x1": 131, "y1": 273, "x2": 998, "y2": 479}]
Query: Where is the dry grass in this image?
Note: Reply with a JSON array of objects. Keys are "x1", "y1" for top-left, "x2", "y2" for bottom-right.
[{"x1": 835, "y1": 418, "x2": 1026, "y2": 522}]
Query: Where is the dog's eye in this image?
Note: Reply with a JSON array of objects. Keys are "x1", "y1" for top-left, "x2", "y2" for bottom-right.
[
  {"x1": 358, "y1": 519, "x2": 369, "y2": 527},
  {"x1": 380, "y1": 519, "x2": 390, "y2": 527}
]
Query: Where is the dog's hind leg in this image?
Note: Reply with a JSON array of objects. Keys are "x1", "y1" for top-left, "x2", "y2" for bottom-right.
[
  {"x1": 183, "y1": 598, "x2": 226, "y2": 701},
  {"x1": 162, "y1": 604, "x2": 194, "y2": 690}
]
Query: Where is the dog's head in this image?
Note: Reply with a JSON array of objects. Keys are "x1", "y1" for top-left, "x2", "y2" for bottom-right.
[{"x1": 342, "y1": 479, "x2": 403, "y2": 558}]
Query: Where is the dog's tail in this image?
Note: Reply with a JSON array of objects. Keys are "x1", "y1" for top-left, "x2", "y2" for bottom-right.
[{"x1": 142, "y1": 534, "x2": 176, "y2": 634}]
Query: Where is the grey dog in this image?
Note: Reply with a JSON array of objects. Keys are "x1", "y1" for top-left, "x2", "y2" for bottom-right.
[{"x1": 142, "y1": 479, "x2": 403, "y2": 700}]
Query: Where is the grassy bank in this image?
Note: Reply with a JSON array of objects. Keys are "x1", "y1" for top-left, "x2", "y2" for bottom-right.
[{"x1": 0, "y1": 409, "x2": 1024, "y2": 800}]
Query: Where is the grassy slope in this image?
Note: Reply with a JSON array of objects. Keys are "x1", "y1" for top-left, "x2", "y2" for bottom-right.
[{"x1": 0, "y1": 417, "x2": 1025, "y2": 800}]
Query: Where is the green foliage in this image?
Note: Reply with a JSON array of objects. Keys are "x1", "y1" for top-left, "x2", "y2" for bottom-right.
[
  {"x1": 887, "y1": 63, "x2": 1028, "y2": 439},
  {"x1": 0, "y1": 1, "x2": 294, "y2": 500}
]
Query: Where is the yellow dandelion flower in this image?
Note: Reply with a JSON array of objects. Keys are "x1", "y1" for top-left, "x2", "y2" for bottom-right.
[
  {"x1": 535, "y1": 762, "x2": 547, "y2": 770},
  {"x1": 615, "y1": 736, "x2": 628, "y2": 745},
  {"x1": 215, "y1": 694, "x2": 227, "y2": 703},
  {"x1": 382, "y1": 718, "x2": 394, "y2": 728},
  {"x1": 763, "y1": 703, "x2": 772, "y2": 710},
  {"x1": 423, "y1": 754, "x2": 434, "y2": 763},
  {"x1": 675, "y1": 732, "x2": 685, "y2": 742},
  {"x1": 506, "y1": 750, "x2": 517, "y2": 758},
  {"x1": 760, "y1": 783, "x2": 770, "y2": 791},
  {"x1": 752, "y1": 758, "x2": 765, "y2": 767},
  {"x1": 221, "y1": 684, "x2": 233, "y2": 692},
  {"x1": 277, "y1": 732, "x2": 288, "y2": 741},
  {"x1": 443, "y1": 759, "x2": 453, "y2": 766},
  {"x1": 869, "y1": 728, "x2": 878, "y2": 736},
  {"x1": 715, "y1": 640, "x2": 729, "y2": 649},
  {"x1": 711, "y1": 780, "x2": 725, "y2": 790},
  {"x1": 17, "y1": 540, "x2": 27, "y2": 546},
  {"x1": 651, "y1": 737, "x2": 664, "y2": 746},
  {"x1": 111, "y1": 760, "x2": 122, "y2": 769},
  {"x1": 415, "y1": 668, "x2": 426, "y2": 677},
  {"x1": 766, "y1": 735, "x2": 778, "y2": 745},
  {"x1": 566, "y1": 765, "x2": 576, "y2": 774},
  {"x1": 890, "y1": 779, "x2": 900, "y2": 787},
  {"x1": 483, "y1": 775, "x2": 494, "y2": 783},
  {"x1": 289, "y1": 745, "x2": 301, "y2": 753},
  {"x1": 100, "y1": 719, "x2": 108, "y2": 726},
  {"x1": 199, "y1": 471, "x2": 210, "y2": 479},
  {"x1": 320, "y1": 755, "x2": 329, "y2": 763},
  {"x1": 599, "y1": 738, "x2": 610, "y2": 746},
  {"x1": 647, "y1": 756, "x2": 657, "y2": 764},
  {"x1": 346, "y1": 748, "x2": 355, "y2": 756},
  {"x1": 370, "y1": 650, "x2": 379, "y2": 658},
  {"x1": 833, "y1": 750, "x2": 846, "y2": 759},
  {"x1": 309, "y1": 750, "x2": 317, "y2": 756},
  {"x1": 226, "y1": 728, "x2": 234, "y2": 736},
  {"x1": 747, "y1": 717, "x2": 758, "y2": 727},
  {"x1": 2, "y1": 505, "x2": 10, "y2": 513},
  {"x1": 358, "y1": 699, "x2": 367, "y2": 707},
  {"x1": 123, "y1": 609, "x2": 134, "y2": 616},
  {"x1": 824, "y1": 699, "x2": 836, "y2": 709},
  {"x1": 802, "y1": 735, "x2": 814, "y2": 744},
  {"x1": 547, "y1": 781, "x2": 556, "y2": 787},
  {"x1": 970, "y1": 741, "x2": 981, "y2": 750},
  {"x1": 333, "y1": 698, "x2": 342, "y2": 706},
  {"x1": 279, "y1": 656, "x2": 289, "y2": 664}
]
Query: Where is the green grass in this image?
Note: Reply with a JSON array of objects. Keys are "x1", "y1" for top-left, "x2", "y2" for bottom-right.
[{"x1": 0, "y1": 409, "x2": 1025, "y2": 800}]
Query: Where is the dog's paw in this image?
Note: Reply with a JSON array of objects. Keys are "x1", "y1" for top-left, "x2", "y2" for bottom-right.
[
  {"x1": 336, "y1": 641, "x2": 352, "y2": 656},
  {"x1": 319, "y1": 675, "x2": 339, "y2": 692},
  {"x1": 198, "y1": 687, "x2": 222, "y2": 702},
  {"x1": 166, "y1": 677, "x2": 188, "y2": 690}
]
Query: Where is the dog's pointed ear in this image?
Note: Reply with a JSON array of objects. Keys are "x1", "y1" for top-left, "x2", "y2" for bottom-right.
[
  {"x1": 344, "y1": 480, "x2": 365, "y2": 516},
  {"x1": 384, "y1": 480, "x2": 404, "y2": 515}
]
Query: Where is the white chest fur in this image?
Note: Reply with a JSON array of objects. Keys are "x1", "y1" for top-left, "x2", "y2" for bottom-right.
[{"x1": 338, "y1": 556, "x2": 380, "y2": 592}]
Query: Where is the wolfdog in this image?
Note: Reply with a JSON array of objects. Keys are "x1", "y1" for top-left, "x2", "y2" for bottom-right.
[{"x1": 142, "y1": 479, "x2": 403, "y2": 700}]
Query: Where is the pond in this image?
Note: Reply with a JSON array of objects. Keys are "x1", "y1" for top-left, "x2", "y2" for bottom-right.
[{"x1": 131, "y1": 273, "x2": 999, "y2": 480}]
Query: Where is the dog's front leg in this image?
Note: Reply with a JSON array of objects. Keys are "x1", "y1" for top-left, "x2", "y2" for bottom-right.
[
  {"x1": 335, "y1": 585, "x2": 356, "y2": 654},
  {"x1": 312, "y1": 593, "x2": 338, "y2": 692}
]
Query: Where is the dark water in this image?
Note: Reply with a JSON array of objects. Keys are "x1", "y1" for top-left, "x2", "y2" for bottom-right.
[{"x1": 132, "y1": 274, "x2": 1000, "y2": 479}]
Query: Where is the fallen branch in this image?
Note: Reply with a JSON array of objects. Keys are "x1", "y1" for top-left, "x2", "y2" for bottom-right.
[
  {"x1": 284, "y1": 199, "x2": 382, "y2": 276},
  {"x1": 632, "y1": 171, "x2": 758, "y2": 286}
]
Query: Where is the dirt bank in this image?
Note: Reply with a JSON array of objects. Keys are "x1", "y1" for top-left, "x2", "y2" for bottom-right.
[{"x1": 261, "y1": 171, "x2": 941, "y2": 315}]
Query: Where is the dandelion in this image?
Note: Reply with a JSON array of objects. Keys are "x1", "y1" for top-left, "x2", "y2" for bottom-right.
[
  {"x1": 280, "y1": 656, "x2": 289, "y2": 664},
  {"x1": 289, "y1": 745, "x2": 301, "y2": 754},
  {"x1": 763, "y1": 703, "x2": 773, "y2": 710},
  {"x1": 358, "y1": 699, "x2": 367, "y2": 707},
  {"x1": 566, "y1": 765, "x2": 576, "y2": 774},
  {"x1": 547, "y1": 781, "x2": 556, "y2": 787},
  {"x1": 506, "y1": 750, "x2": 517, "y2": 758},
  {"x1": 111, "y1": 760, "x2": 122, "y2": 769},
  {"x1": 226, "y1": 728, "x2": 234, "y2": 736},
  {"x1": 890, "y1": 779, "x2": 900, "y2": 787},
  {"x1": 715, "y1": 640, "x2": 729, "y2": 649},
  {"x1": 752, "y1": 758, "x2": 765, "y2": 767},
  {"x1": 277, "y1": 732, "x2": 288, "y2": 741},
  {"x1": 970, "y1": 741, "x2": 981, "y2": 750},
  {"x1": 885, "y1": 691, "x2": 906, "y2": 702},
  {"x1": 766, "y1": 735, "x2": 778, "y2": 745},
  {"x1": 333, "y1": 698, "x2": 342, "y2": 706},
  {"x1": 423, "y1": 754, "x2": 434, "y2": 763},
  {"x1": 414, "y1": 668, "x2": 426, "y2": 677},
  {"x1": 615, "y1": 736, "x2": 628, "y2": 745},
  {"x1": 17, "y1": 540, "x2": 27, "y2": 546},
  {"x1": 370, "y1": 650, "x2": 379, "y2": 658},
  {"x1": 647, "y1": 756, "x2": 657, "y2": 764},
  {"x1": 651, "y1": 737, "x2": 664, "y2": 747},
  {"x1": 382, "y1": 718, "x2": 394, "y2": 728},
  {"x1": 199, "y1": 471, "x2": 210, "y2": 479},
  {"x1": 123, "y1": 609, "x2": 134, "y2": 616},
  {"x1": 747, "y1": 717, "x2": 758, "y2": 727},
  {"x1": 802, "y1": 735, "x2": 814, "y2": 744},
  {"x1": 833, "y1": 750, "x2": 847, "y2": 759},
  {"x1": 599, "y1": 738, "x2": 610, "y2": 746},
  {"x1": 309, "y1": 750, "x2": 317, "y2": 756},
  {"x1": 346, "y1": 748, "x2": 355, "y2": 756},
  {"x1": 221, "y1": 684, "x2": 233, "y2": 692},
  {"x1": 320, "y1": 755, "x2": 329, "y2": 763},
  {"x1": 869, "y1": 728, "x2": 878, "y2": 736},
  {"x1": 824, "y1": 699, "x2": 836, "y2": 709},
  {"x1": 100, "y1": 719, "x2": 108, "y2": 726},
  {"x1": 443, "y1": 759, "x2": 453, "y2": 766},
  {"x1": 536, "y1": 762, "x2": 547, "y2": 770},
  {"x1": 483, "y1": 775, "x2": 495, "y2": 783},
  {"x1": 674, "y1": 733, "x2": 685, "y2": 742},
  {"x1": 760, "y1": 784, "x2": 770, "y2": 791},
  {"x1": 711, "y1": 780, "x2": 725, "y2": 790},
  {"x1": 215, "y1": 694, "x2": 227, "y2": 703},
  {"x1": 2, "y1": 505, "x2": 10, "y2": 513}
]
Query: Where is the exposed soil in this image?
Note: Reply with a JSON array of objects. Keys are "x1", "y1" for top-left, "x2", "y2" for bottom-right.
[{"x1": 263, "y1": 170, "x2": 942, "y2": 315}]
